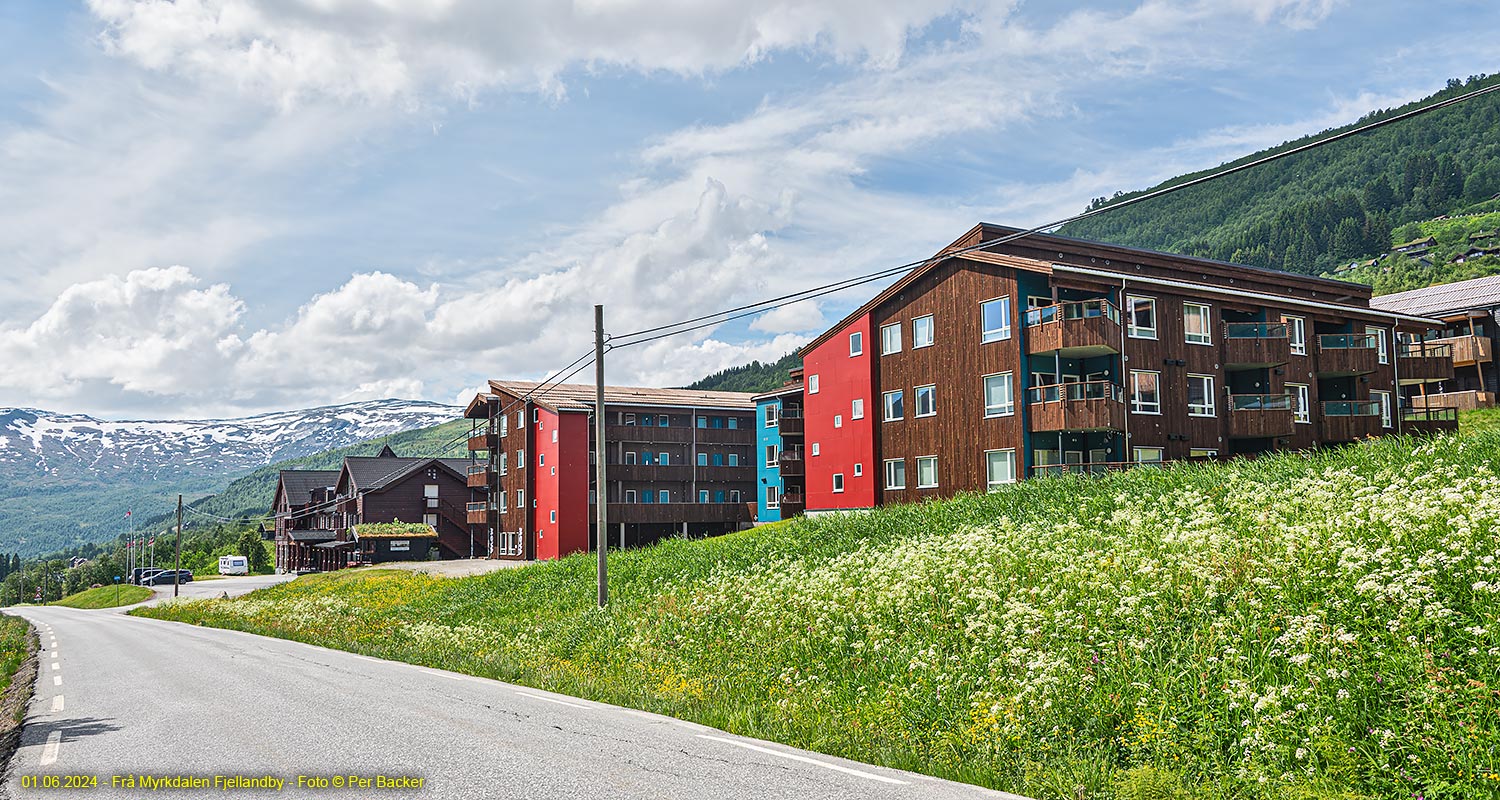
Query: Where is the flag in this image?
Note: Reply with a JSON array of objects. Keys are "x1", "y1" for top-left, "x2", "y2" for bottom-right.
[
  {"x1": 126, "y1": 540, "x2": 132, "y2": 548},
  {"x1": 148, "y1": 537, "x2": 155, "y2": 546},
  {"x1": 124, "y1": 510, "x2": 131, "y2": 518}
]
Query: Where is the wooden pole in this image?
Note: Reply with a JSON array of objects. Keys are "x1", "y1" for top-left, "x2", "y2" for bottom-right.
[
  {"x1": 173, "y1": 495, "x2": 183, "y2": 597},
  {"x1": 595, "y1": 304, "x2": 608, "y2": 608}
]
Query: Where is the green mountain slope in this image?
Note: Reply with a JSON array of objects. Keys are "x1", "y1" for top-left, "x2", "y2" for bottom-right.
[
  {"x1": 685, "y1": 351, "x2": 801, "y2": 393},
  {"x1": 1058, "y1": 74, "x2": 1500, "y2": 277}
]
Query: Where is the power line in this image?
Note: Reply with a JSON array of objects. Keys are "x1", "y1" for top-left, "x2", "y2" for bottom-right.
[{"x1": 607, "y1": 78, "x2": 1500, "y2": 351}]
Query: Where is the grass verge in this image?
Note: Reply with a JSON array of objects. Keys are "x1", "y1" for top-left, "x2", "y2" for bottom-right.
[
  {"x1": 0, "y1": 615, "x2": 36, "y2": 778},
  {"x1": 135, "y1": 432, "x2": 1500, "y2": 799},
  {"x1": 53, "y1": 585, "x2": 154, "y2": 609}
]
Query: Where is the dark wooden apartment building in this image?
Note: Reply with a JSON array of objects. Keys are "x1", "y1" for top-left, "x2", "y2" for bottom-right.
[
  {"x1": 1372, "y1": 273, "x2": 1500, "y2": 410},
  {"x1": 797, "y1": 223, "x2": 1454, "y2": 513},
  {"x1": 463, "y1": 381, "x2": 759, "y2": 560},
  {"x1": 272, "y1": 446, "x2": 476, "y2": 572}
]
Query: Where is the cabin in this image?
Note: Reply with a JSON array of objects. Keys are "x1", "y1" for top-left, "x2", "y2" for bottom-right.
[
  {"x1": 1372, "y1": 273, "x2": 1500, "y2": 411},
  {"x1": 787, "y1": 223, "x2": 1452, "y2": 514}
]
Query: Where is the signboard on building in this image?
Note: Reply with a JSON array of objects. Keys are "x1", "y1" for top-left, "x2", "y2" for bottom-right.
[{"x1": 389, "y1": 540, "x2": 410, "y2": 552}]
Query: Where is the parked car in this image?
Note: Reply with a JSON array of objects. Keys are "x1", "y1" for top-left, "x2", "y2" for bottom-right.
[
  {"x1": 133, "y1": 568, "x2": 165, "y2": 585},
  {"x1": 143, "y1": 570, "x2": 193, "y2": 585}
]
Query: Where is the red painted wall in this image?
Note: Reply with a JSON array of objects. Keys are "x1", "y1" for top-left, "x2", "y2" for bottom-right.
[
  {"x1": 554, "y1": 412, "x2": 591, "y2": 558},
  {"x1": 803, "y1": 313, "x2": 877, "y2": 510}
]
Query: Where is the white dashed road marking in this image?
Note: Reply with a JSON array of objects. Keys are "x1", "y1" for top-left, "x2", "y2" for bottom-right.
[
  {"x1": 51, "y1": 695, "x2": 64, "y2": 713},
  {"x1": 695, "y1": 735, "x2": 908, "y2": 785},
  {"x1": 40, "y1": 731, "x2": 61, "y2": 766},
  {"x1": 53, "y1": 676, "x2": 61, "y2": 686}
]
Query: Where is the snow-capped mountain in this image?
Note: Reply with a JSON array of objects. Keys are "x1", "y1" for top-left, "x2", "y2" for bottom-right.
[{"x1": 0, "y1": 400, "x2": 461, "y2": 480}]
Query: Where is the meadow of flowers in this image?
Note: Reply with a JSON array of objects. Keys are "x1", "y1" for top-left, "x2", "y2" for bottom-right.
[{"x1": 137, "y1": 433, "x2": 1500, "y2": 799}]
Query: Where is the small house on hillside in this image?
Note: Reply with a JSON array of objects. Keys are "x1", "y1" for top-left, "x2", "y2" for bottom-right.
[{"x1": 1453, "y1": 246, "x2": 1500, "y2": 264}]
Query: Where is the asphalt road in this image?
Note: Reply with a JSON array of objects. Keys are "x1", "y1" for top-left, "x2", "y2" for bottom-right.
[{"x1": 1, "y1": 603, "x2": 1029, "y2": 800}]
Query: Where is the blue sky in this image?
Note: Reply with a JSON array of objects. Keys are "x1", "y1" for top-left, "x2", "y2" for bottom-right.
[{"x1": 0, "y1": 0, "x2": 1497, "y2": 419}]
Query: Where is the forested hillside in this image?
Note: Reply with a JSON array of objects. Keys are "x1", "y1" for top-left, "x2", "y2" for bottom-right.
[
  {"x1": 685, "y1": 351, "x2": 802, "y2": 393},
  {"x1": 1060, "y1": 74, "x2": 1500, "y2": 277}
]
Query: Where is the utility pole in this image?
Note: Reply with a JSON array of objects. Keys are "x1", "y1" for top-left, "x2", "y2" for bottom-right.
[
  {"x1": 594, "y1": 304, "x2": 608, "y2": 609},
  {"x1": 174, "y1": 495, "x2": 183, "y2": 598}
]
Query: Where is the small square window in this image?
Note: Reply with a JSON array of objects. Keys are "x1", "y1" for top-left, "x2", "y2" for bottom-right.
[
  {"x1": 853, "y1": 462, "x2": 863, "y2": 477},
  {"x1": 834, "y1": 414, "x2": 842, "y2": 428},
  {"x1": 851, "y1": 398, "x2": 864, "y2": 419},
  {"x1": 985, "y1": 449, "x2": 1015, "y2": 490},
  {"x1": 849, "y1": 331, "x2": 863, "y2": 357},
  {"x1": 880, "y1": 322, "x2": 902, "y2": 355},
  {"x1": 1187, "y1": 374, "x2": 1216, "y2": 417},
  {"x1": 832, "y1": 473, "x2": 845, "y2": 493},
  {"x1": 1127, "y1": 296, "x2": 1157, "y2": 340},
  {"x1": 914, "y1": 385, "x2": 936, "y2": 417},
  {"x1": 884, "y1": 458, "x2": 906, "y2": 489},
  {"x1": 883, "y1": 390, "x2": 904, "y2": 421},
  {"x1": 811, "y1": 442, "x2": 820, "y2": 456},
  {"x1": 1184, "y1": 303, "x2": 1212, "y2": 345},
  {"x1": 916, "y1": 456, "x2": 938, "y2": 488}
]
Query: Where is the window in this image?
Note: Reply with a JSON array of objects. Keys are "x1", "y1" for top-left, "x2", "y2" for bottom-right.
[
  {"x1": 765, "y1": 487, "x2": 778, "y2": 509},
  {"x1": 1034, "y1": 449, "x2": 1060, "y2": 467},
  {"x1": 851, "y1": 398, "x2": 864, "y2": 420},
  {"x1": 884, "y1": 458, "x2": 906, "y2": 489},
  {"x1": 499, "y1": 416, "x2": 509, "y2": 436},
  {"x1": 1285, "y1": 315, "x2": 1306, "y2": 355},
  {"x1": 697, "y1": 452, "x2": 708, "y2": 467},
  {"x1": 980, "y1": 297, "x2": 1011, "y2": 343},
  {"x1": 538, "y1": 454, "x2": 545, "y2": 467},
  {"x1": 517, "y1": 490, "x2": 525, "y2": 507},
  {"x1": 1189, "y1": 448, "x2": 1218, "y2": 458},
  {"x1": 549, "y1": 510, "x2": 557, "y2": 523},
  {"x1": 424, "y1": 513, "x2": 438, "y2": 528},
  {"x1": 834, "y1": 414, "x2": 843, "y2": 428},
  {"x1": 912, "y1": 315, "x2": 935, "y2": 348},
  {"x1": 811, "y1": 443, "x2": 820, "y2": 456},
  {"x1": 765, "y1": 445, "x2": 779, "y2": 468},
  {"x1": 1288, "y1": 383, "x2": 1311, "y2": 424},
  {"x1": 1130, "y1": 371, "x2": 1161, "y2": 415},
  {"x1": 1133, "y1": 447, "x2": 1165, "y2": 464},
  {"x1": 854, "y1": 463, "x2": 863, "y2": 477},
  {"x1": 1187, "y1": 374, "x2": 1216, "y2": 417},
  {"x1": 1373, "y1": 390, "x2": 1392, "y2": 428},
  {"x1": 625, "y1": 451, "x2": 637, "y2": 465},
  {"x1": 660, "y1": 415, "x2": 670, "y2": 427},
  {"x1": 641, "y1": 451, "x2": 653, "y2": 465},
  {"x1": 499, "y1": 452, "x2": 508, "y2": 475},
  {"x1": 808, "y1": 374, "x2": 819, "y2": 394},
  {"x1": 1184, "y1": 302, "x2": 1212, "y2": 345},
  {"x1": 551, "y1": 430, "x2": 558, "y2": 443},
  {"x1": 849, "y1": 331, "x2": 864, "y2": 357},
  {"x1": 982, "y1": 372, "x2": 1014, "y2": 417},
  {"x1": 985, "y1": 449, "x2": 1016, "y2": 490},
  {"x1": 728, "y1": 417, "x2": 738, "y2": 429},
  {"x1": 731, "y1": 490, "x2": 741, "y2": 503},
  {"x1": 659, "y1": 452, "x2": 670, "y2": 466},
  {"x1": 714, "y1": 490, "x2": 726, "y2": 503},
  {"x1": 517, "y1": 449, "x2": 525, "y2": 467},
  {"x1": 659, "y1": 490, "x2": 670, "y2": 504},
  {"x1": 641, "y1": 414, "x2": 654, "y2": 427},
  {"x1": 880, "y1": 322, "x2": 902, "y2": 355},
  {"x1": 624, "y1": 413, "x2": 636, "y2": 426},
  {"x1": 626, "y1": 490, "x2": 637, "y2": 503},
  {"x1": 916, "y1": 456, "x2": 938, "y2": 488},
  {"x1": 915, "y1": 384, "x2": 936, "y2": 417},
  {"x1": 516, "y1": 411, "x2": 523, "y2": 429},
  {"x1": 641, "y1": 491, "x2": 655, "y2": 504},
  {"x1": 499, "y1": 496, "x2": 508, "y2": 513},
  {"x1": 697, "y1": 416, "x2": 708, "y2": 428},
  {"x1": 832, "y1": 473, "x2": 845, "y2": 493},
  {"x1": 1367, "y1": 326, "x2": 1388, "y2": 364},
  {"x1": 1126, "y1": 296, "x2": 1157, "y2": 339},
  {"x1": 532, "y1": 409, "x2": 539, "y2": 423},
  {"x1": 551, "y1": 466, "x2": 556, "y2": 476},
  {"x1": 728, "y1": 453, "x2": 739, "y2": 467},
  {"x1": 424, "y1": 484, "x2": 439, "y2": 499},
  {"x1": 712, "y1": 417, "x2": 724, "y2": 429},
  {"x1": 699, "y1": 489, "x2": 709, "y2": 503},
  {"x1": 712, "y1": 453, "x2": 724, "y2": 466},
  {"x1": 765, "y1": 405, "x2": 779, "y2": 427},
  {"x1": 883, "y1": 390, "x2": 904, "y2": 421}
]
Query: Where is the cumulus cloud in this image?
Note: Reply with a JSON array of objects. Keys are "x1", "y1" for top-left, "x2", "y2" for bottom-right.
[{"x1": 749, "y1": 300, "x2": 827, "y2": 334}]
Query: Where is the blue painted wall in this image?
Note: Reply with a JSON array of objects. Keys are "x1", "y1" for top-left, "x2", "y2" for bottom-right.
[{"x1": 755, "y1": 397, "x2": 783, "y2": 522}]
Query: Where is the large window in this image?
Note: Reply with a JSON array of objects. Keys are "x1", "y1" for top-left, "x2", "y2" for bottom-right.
[
  {"x1": 1184, "y1": 302, "x2": 1212, "y2": 345},
  {"x1": 849, "y1": 331, "x2": 864, "y2": 357},
  {"x1": 915, "y1": 456, "x2": 938, "y2": 488},
  {"x1": 915, "y1": 384, "x2": 936, "y2": 417},
  {"x1": 1284, "y1": 315, "x2": 1306, "y2": 355},
  {"x1": 1288, "y1": 383, "x2": 1310, "y2": 424},
  {"x1": 912, "y1": 315, "x2": 935, "y2": 348},
  {"x1": 884, "y1": 458, "x2": 906, "y2": 490},
  {"x1": 983, "y1": 372, "x2": 1014, "y2": 417},
  {"x1": 1133, "y1": 447, "x2": 1164, "y2": 464},
  {"x1": 1187, "y1": 374, "x2": 1216, "y2": 417},
  {"x1": 1373, "y1": 390, "x2": 1392, "y2": 428},
  {"x1": 980, "y1": 297, "x2": 1011, "y2": 343},
  {"x1": 880, "y1": 323, "x2": 902, "y2": 355},
  {"x1": 1367, "y1": 326, "x2": 1388, "y2": 364},
  {"x1": 985, "y1": 449, "x2": 1016, "y2": 490},
  {"x1": 882, "y1": 390, "x2": 904, "y2": 421},
  {"x1": 1130, "y1": 370, "x2": 1161, "y2": 415},
  {"x1": 1127, "y1": 296, "x2": 1157, "y2": 339}
]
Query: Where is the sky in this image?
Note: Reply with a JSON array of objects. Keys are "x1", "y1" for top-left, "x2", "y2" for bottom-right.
[{"x1": 0, "y1": 0, "x2": 1497, "y2": 420}]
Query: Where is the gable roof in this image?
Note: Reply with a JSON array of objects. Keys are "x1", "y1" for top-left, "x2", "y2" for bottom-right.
[
  {"x1": 752, "y1": 381, "x2": 805, "y2": 402},
  {"x1": 1370, "y1": 274, "x2": 1500, "y2": 318},
  {"x1": 276, "y1": 470, "x2": 340, "y2": 507},
  {"x1": 341, "y1": 456, "x2": 465, "y2": 493},
  {"x1": 486, "y1": 380, "x2": 756, "y2": 413}
]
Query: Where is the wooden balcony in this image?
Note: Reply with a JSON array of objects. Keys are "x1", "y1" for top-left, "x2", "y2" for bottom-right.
[
  {"x1": 467, "y1": 432, "x2": 498, "y2": 452},
  {"x1": 1026, "y1": 381, "x2": 1126, "y2": 432},
  {"x1": 1428, "y1": 334, "x2": 1493, "y2": 367},
  {"x1": 777, "y1": 452, "x2": 806, "y2": 477},
  {"x1": 465, "y1": 464, "x2": 493, "y2": 489},
  {"x1": 1402, "y1": 406, "x2": 1458, "y2": 436},
  {"x1": 1222, "y1": 323, "x2": 1290, "y2": 370},
  {"x1": 1315, "y1": 334, "x2": 1378, "y2": 376},
  {"x1": 778, "y1": 489, "x2": 805, "y2": 517},
  {"x1": 1321, "y1": 401, "x2": 1383, "y2": 441},
  {"x1": 609, "y1": 463, "x2": 693, "y2": 482},
  {"x1": 1397, "y1": 341, "x2": 1455, "y2": 384},
  {"x1": 1226, "y1": 394, "x2": 1294, "y2": 438},
  {"x1": 777, "y1": 410, "x2": 804, "y2": 436},
  {"x1": 696, "y1": 465, "x2": 753, "y2": 483},
  {"x1": 1024, "y1": 300, "x2": 1122, "y2": 357},
  {"x1": 605, "y1": 425, "x2": 754, "y2": 446},
  {"x1": 465, "y1": 501, "x2": 491, "y2": 526},
  {"x1": 600, "y1": 502, "x2": 751, "y2": 525},
  {"x1": 1410, "y1": 390, "x2": 1495, "y2": 411}
]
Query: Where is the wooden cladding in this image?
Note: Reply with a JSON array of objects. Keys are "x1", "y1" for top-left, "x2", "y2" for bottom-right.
[
  {"x1": 1321, "y1": 401, "x2": 1382, "y2": 441},
  {"x1": 1428, "y1": 334, "x2": 1493, "y2": 366},
  {"x1": 1315, "y1": 336, "x2": 1378, "y2": 376},
  {"x1": 1027, "y1": 382, "x2": 1126, "y2": 432},
  {"x1": 608, "y1": 464, "x2": 694, "y2": 482},
  {"x1": 465, "y1": 464, "x2": 493, "y2": 490},
  {"x1": 1227, "y1": 395, "x2": 1294, "y2": 439},
  {"x1": 466, "y1": 432, "x2": 498, "y2": 452},
  {"x1": 1222, "y1": 324, "x2": 1291, "y2": 370},
  {"x1": 777, "y1": 414, "x2": 805, "y2": 436},
  {"x1": 1396, "y1": 349, "x2": 1454, "y2": 383},
  {"x1": 604, "y1": 425, "x2": 753, "y2": 446},
  {"x1": 1025, "y1": 302, "x2": 1121, "y2": 357},
  {"x1": 599, "y1": 502, "x2": 751, "y2": 525}
]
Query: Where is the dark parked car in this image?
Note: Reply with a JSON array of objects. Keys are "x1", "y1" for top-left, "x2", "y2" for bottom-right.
[
  {"x1": 132, "y1": 568, "x2": 164, "y2": 585},
  {"x1": 143, "y1": 570, "x2": 193, "y2": 586}
]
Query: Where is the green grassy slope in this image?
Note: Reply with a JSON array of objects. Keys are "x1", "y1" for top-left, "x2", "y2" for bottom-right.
[
  {"x1": 136, "y1": 432, "x2": 1500, "y2": 799},
  {"x1": 53, "y1": 585, "x2": 153, "y2": 609}
]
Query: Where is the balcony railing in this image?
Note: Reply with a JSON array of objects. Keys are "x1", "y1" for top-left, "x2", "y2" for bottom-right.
[
  {"x1": 1426, "y1": 334, "x2": 1493, "y2": 366},
  {"x1": 1322, "y1": 400, "x2": 1381, "y2": 417},
  {"x1": 1224, "y1": 322, "x2": 1289, "y2": 339},
  {"x1": 467, "y1": 432, "x2": 498, "y2": 451},
  {"x1": 778, "y1": 451, "x2": 806, "y2": 477},
  {"x1": 776, "y1": 408, "x2": 805, "y2": 436},
  {"x1": 1321, "y1": 400, "x2": 1382, "y2": 442},
  {"x1": 1227, "y1": 393, "x2": 1294, "y2": 438},
  {"x1": 464, "y1": 501, "x2": 491, "y2": 525},
  {"x1": 1316, "y1": 334, "x2": 1378, "y2": 375},
  {"x1": 465, "y1": 463, "x2": 492, "y2": 489},
  {"x1": 1401, "y1": 406, "x2": 1458, "y2": 436},
  {"x1": 1396, "y1": 340, "x2": 1455, "y2": 383},
  {"x1": 1223, "y1": 322, "x2": 1291, "y2": 369},
  {"x1": 1026, "y1": 381, "x2": 1126, "y2": 432},
  {"x1": 1024, "y1": 300, "x2": 1122, "y2": 356},
  {"x1": 1319, "y1": 333, "x2": 1378, "y2": 350}
]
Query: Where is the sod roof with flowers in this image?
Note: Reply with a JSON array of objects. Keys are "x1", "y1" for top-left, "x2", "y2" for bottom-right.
[{"x1": 350, "y1": 521, "x2": 437, "y2": 539}]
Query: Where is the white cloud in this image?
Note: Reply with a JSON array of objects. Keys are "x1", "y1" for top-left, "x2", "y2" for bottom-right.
[{"x1": 749, "y1": 300, "x2": 826, "y2": 334}]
